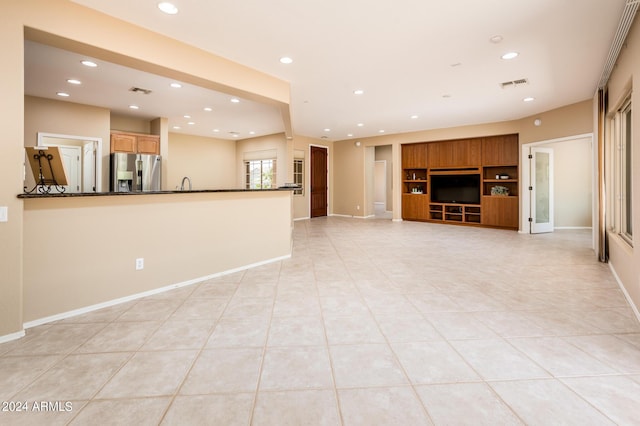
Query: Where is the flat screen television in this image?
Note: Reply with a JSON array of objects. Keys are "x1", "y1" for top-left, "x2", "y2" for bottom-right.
[{"x1": 430, "y1": 174, "x2": 480, "y2": 204}]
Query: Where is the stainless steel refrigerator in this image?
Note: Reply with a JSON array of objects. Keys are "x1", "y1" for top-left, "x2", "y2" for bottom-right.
[{"x1": 111, "y1": 153, "x2": 162, "y2": 192}]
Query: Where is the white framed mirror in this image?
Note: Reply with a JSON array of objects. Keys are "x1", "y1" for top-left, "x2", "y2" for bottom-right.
[{"x1": 34, "y1": 132, "x2": 103, "y2": 193}]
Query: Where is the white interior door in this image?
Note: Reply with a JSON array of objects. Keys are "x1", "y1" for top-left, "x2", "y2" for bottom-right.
[
  {"x1": 83, "y1": 141, "x2": 96, "y2": 192},
  {"x1": 530, "y1": 147, "x2": 554, "y2": 233},
  {"x1": 59, "y1": 146, "x2": 82, "y2": 193}
]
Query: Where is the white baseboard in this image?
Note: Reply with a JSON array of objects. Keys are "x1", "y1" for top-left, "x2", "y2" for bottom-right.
[
  {"x1": 608, "y1": 262, "x2": 640, "y2": 324},
  {"x1": 554, "y1": 226, "x2": 593, "y2": 230},
  {"x1": 294, "y1": 216, "x2": 310, "y2": 221},
  {"x1": 22, "y1": 254, "x2": 291, "y2": 330},
  {"x1": 392, "y1": 218, "x2": 403, "y2": 222},
  {"x1": 0, "y1": 329, "x2": 26, "y2": 344},
  {"x1": 329, "y1": 214, "x2": 353, "y2": 218}
]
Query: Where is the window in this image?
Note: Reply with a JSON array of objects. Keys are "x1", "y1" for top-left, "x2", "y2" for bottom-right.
[
  {"x1": 245, "y1": 159, "x2": 276, "y2": 189},
  {"x1": 293, "y1": 158, "x2": 303, "y2": 195},
  {"x1": 612, "y1": 96, "x2": 632, "y2": 244}
]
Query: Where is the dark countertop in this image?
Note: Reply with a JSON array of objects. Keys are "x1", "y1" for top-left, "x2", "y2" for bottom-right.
[{"x1": 18, "y1": 187, "x2": 296, "y2": 199}]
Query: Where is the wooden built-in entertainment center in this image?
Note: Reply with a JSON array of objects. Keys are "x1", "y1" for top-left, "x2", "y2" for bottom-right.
[{"x1": 402, "y1": 134, "x2": 519, "y2": 229}]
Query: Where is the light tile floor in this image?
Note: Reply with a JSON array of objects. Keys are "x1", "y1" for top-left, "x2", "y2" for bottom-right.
[{"x1": 2, "y1": 217, "x2": 640, "y2": 425}]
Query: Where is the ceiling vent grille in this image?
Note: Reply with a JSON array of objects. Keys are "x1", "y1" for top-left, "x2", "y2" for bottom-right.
[
  {"x1": 129, "y1": 87, "x2": 152, "y2": 95},
  {"x1": 500, "y1": 78, "x2": 529, "y2": 89}
]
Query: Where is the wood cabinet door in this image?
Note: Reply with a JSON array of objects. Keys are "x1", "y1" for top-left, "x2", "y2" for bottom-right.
[
  {"x1": 402, "y1": 194, "x2": 428, "y2": 220},
  {"x1": 482, "y1": 134, "x2": 518, "y2": 166},
  {"x1": 481, "y1": 196, "x2": 519, "y2": 228},
  {"x1": 402, "y1": 143, "x2": 427, "y2": 168},
  {"x1": 137, "y1": 135, "x2": 160, "y2": 155},
  {"x1": 428, "y1": 139, "x2": 481, "y2": 167},
  {"x1": 110, "y1": 133, "x2": 136, "y2": 153}
]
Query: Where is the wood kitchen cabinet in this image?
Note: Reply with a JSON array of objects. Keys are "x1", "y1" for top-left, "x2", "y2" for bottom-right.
[{"x1": 110, "y1": 131, "x2": 160, "y2": 155}]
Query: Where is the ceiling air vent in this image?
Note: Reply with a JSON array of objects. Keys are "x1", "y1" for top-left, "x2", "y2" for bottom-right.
[
  {"x1": 129, "y1": 87, "x2": 152, "y2": 95},
  {"x1": 500, "y1": 78, "x2": 529, "y2": 89}
]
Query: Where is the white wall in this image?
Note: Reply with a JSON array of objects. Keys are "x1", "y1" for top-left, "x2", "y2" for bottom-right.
[{"x1": 546, "y1": 137, "x2": 593, "y2": 228}]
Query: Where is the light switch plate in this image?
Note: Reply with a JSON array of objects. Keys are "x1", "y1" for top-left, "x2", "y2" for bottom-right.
[{"x1": 0, "y1": 206, "x2": 7, "y2": 222}]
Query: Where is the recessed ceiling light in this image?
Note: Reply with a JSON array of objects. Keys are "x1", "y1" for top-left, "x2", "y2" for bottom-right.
[
  {"x1": 501, "y1": 52, "x2": 519, "y2": 60},
  {"x1": 347, "y1": 133, "x2": 354, "y2": 137},
  {"x1": 230, "y1": 98, "x2": 240, "y2": 103},
  {"x1": 489, "y1": 35, "x2": 503, "y2": 44},
  {"x1": 353, "y1": 89, "x2": 364, "y2": 95},
  {"x1": 410, "y1": 115, "x2": 419, "y2": 119},
  {"x1": 357, "y1": 123, "x2": 364, "y2": 127},
  {"x1": 56, "y1": 92, "x2": 70, "y2": 97},
  {"x1": 170, "y1": 82, "x2": 182, "y2": 88},
  {"x1": 173, "y1": 126, "x2": 181, "y2": 129},
  {"x1": 183, "y1": 115, "x2": 191, "y2": 118},
  {"x1": 279, "y1": 57, "x2": 293, "y2": 64},
  {"x1": 323, "y1": 128, "x2": 331, "y2": 132},
  {"x1": 158, "y1": 2, "x2": 178, "y2": 14},
  {"x1": 213, "y1": 129, "x2": 220, "y2": 133},
  {"x1": 523, "y1": 97, "x2": 535, "y2": 102},
  {"x1": 249, "y1": 131, "x2": 256, "y2": 135},
  {"x1": 379, "y1": 130, "x2": 385, "y2": 133},
  {"x1": 203, "y1": 107, "x2": 212, "y2": 112},
  {"x1": 67, "y1": 79, "x2": 81, "y2": 85},
  {"x1": 129, "y1": 105, "x2": 139, "y2": 109},
  {"x1": 81, "y1": 60, "x2": 97, "y2": 67},
  {"x1": 187, "y1": 121, "x2": 195, "y2": 125},
  {"x1": 232, "y1": 133, "x2": 240, "y2": 138}
]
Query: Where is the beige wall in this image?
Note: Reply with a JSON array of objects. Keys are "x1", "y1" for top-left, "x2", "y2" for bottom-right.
[
  {"x1": 110, "y1": 114, "x2": 152, "y2": 134},
  {"x1": 24, "y1": 95, "x2": 111, "y2": 191},
  {"x1": 23, "y1": 191, "x2": 292, "y2": 322},
  {"x1": 1, "y1": 0, "x2": 291, "y2": 339},
  {"x1": 544, "y1": 137, "x2": 593, "y2": 228},
  {"x1": 168, "y1": 133, "x2": 237, "y2": 190},
  {"x1": 603, "y1": 13, "x2": 640, "y2": 315}
]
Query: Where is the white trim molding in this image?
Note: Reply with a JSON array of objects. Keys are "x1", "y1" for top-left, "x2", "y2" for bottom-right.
[
  {"x1": 608, "y1": 263, "x2": 640, "y2": 323},
  {"x1": 0, "y1": 329, "x2": 26, "y2": 345}
]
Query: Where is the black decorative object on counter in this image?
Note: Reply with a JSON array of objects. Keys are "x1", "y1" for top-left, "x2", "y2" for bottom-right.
[{"x1": 23, "y1": 149, "x2": 66, "y2": 195}]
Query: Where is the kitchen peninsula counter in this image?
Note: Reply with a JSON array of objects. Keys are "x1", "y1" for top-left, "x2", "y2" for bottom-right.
[
  {"x1": 18, "y1": 187, "x2": 295, "y2": 198},
  {"x1": 21, "y1": 189, "x2": 293, "y2": 325}
]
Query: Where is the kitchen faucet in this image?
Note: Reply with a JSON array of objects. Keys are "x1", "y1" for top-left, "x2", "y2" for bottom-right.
[{"x1": 180, "y1": 176, "x2": 192, "y2": 191}]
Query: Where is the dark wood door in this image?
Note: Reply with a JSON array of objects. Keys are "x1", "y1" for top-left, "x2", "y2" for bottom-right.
[{"x1": 311, "y1": 146, "x2": 328, "y2": 217}]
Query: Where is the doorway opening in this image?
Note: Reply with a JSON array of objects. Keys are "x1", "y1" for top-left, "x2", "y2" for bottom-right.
[
  {"x1": 366, "y1": 145, "x2": 393, "y2": 219},
  {"x1": 521, "y1": 134, "x2": 595, "y2": 245}
]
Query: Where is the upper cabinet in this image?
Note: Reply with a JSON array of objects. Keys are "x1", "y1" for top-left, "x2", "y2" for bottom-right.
[
  {"x1": 428, "y1": 138, "x2": 481, "y2": 168},
  {"x1": 481, "y1": 134, "x2": 518, "y2": 166},
  {"x1": 110, "y1": 131, "x2": 160, "y2": 155},
  {"x1": 402, "y1": 142, "x2": 428, "y2": 168}
]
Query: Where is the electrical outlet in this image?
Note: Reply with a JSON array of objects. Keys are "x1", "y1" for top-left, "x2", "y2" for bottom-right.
[
  {"x1": 0, "y1": 206, "x2": 7, "y2": 222},
  {"x1": 135, "y1": 258, "x2": 144, "y2": 270},
  {"x1": 356, "y1": 205, "x2": 360, "y2": 210}
]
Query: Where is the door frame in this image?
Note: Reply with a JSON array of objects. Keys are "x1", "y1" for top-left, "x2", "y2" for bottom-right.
[
  {"x1": 309, "y1": 144, "x2": 329, "y2": 217},
  {"x1": 520, "y1": 133, "x2": 596, "y2": 248},
  {"x1": 37, "y1": 132, "x2": 103, "y2": 192}
]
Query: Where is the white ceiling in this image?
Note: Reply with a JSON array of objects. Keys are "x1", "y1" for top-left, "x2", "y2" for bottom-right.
[{"x1": 33, "y1": 0, "x2": 627, "y2": 141}]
